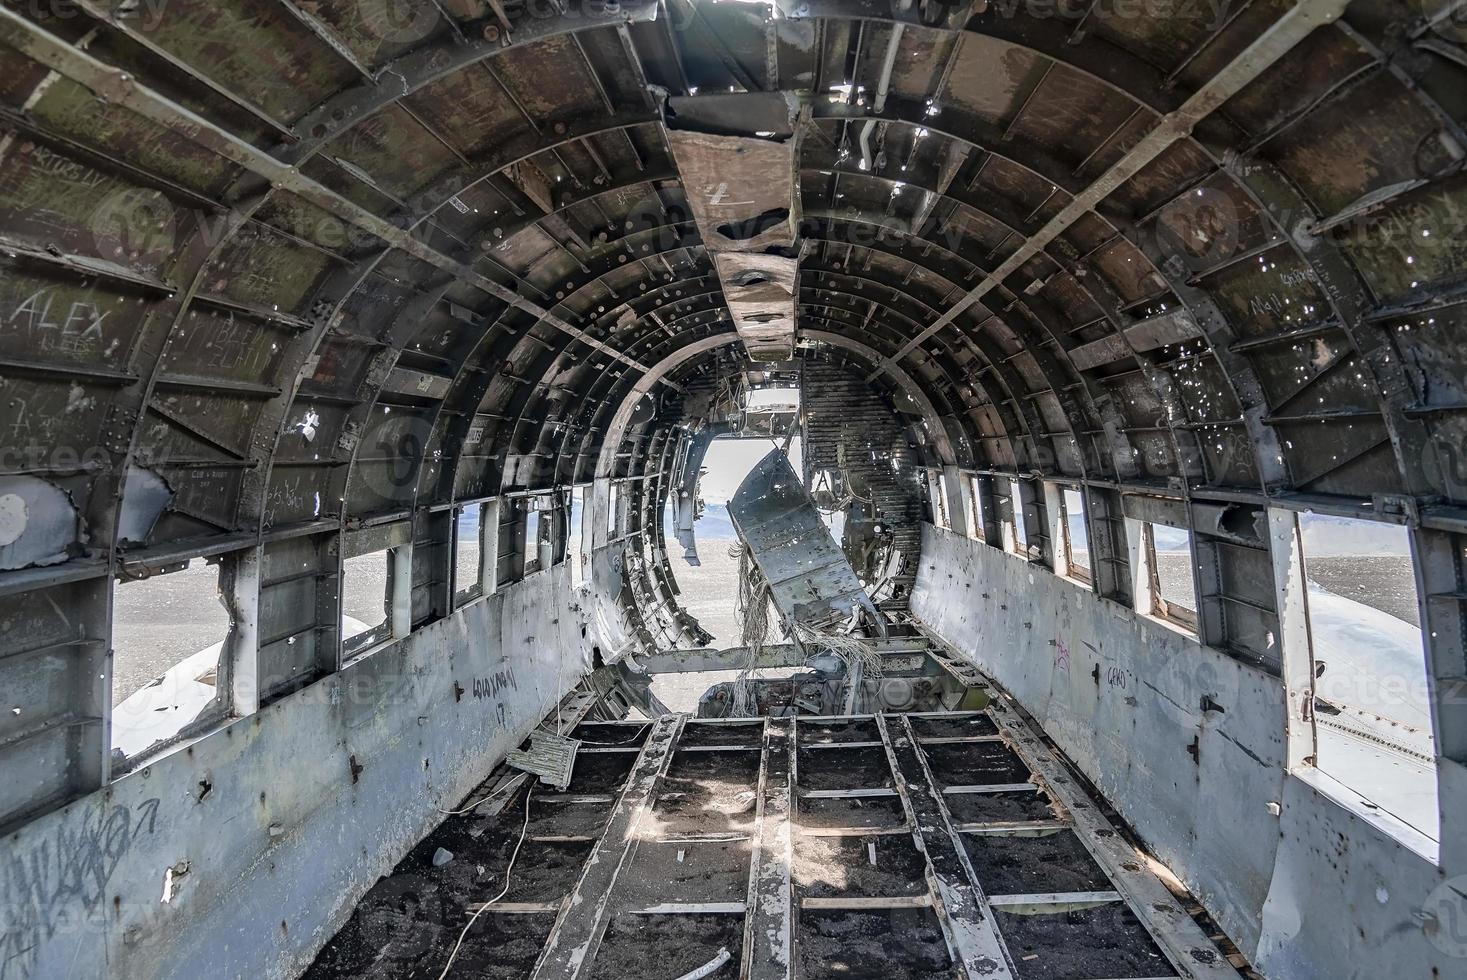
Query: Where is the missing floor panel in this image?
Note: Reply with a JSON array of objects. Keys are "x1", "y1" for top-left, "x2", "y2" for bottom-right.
[{"x1": 305, "y1": 709, "x2": 1243, "y2": 980}]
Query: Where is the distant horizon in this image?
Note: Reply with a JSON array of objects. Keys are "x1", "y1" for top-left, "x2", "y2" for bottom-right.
[
  {"x1": 682, "y1": 476, "x2": 1413, "y2": 559},
  {"x1": 698, "y1": 437, "x2": 803, "y2": 503}
]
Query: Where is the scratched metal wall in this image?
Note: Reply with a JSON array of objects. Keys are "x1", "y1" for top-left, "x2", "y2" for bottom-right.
[
  {"x1": 913, "y1": 524, "x2": 1464, "y2": 980},
  {"x1": 0, "y1": 2, "x2": 1466, "y2": 974},
  {"x1": 0, "y1": 564, "x2": 591, "y2": 980}
]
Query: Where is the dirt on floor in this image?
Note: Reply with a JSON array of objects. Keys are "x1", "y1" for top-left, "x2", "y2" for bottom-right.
[
  {"x1": 921, "y1": 742, "x2": 1033, "y2": 787},
  {"x1": 304, "y1": 710, "x2": 1189, "y2": 980},
  {"x1": 944, "y1": 789, "x2": 1055, "y2": 825},
  {"x1": 797, "y1": 794, "x2": 907, "y2": 830},
  {"x1": 798, "y1": 908, "x2": 958, "y2": 980},
  {"x1": 961, "y1": 830, "x2": 1111, "y2": 896},
  {"x1": 908, "y1": 713, "x2": 999, "y2": 739},
  {"x1": 795, "y1": 833, "x2": 929, "y2": 898},
  {"x1": 637, "y1": 745, "x2": 764, "y2": 838},
  {"x1": 680, "y1": 720, "x2": 766, "y2": 747},
  {"x1": 996, "y1": 903, "x2": 1172, "y2": 980},
  {"x1": 565, "y1": 750, "x2": 639, "y2": 794},
  {"x1": 588, "y1": 912, "x2": 747, "y2": 980},
  {"x1": 301, "y1": 781, "x2": 584, "y2": 980},
  {"x1": 797, "y1": 744, "x2": 895, "y2": 789},
  {"x1": 617, "y1": 838, "x2": 754, "y2": 907},
  {"x1": 523, "y1": 798, "x2": 614, "y2": 839},
  {"x1": 799, "y1": 718, "x2": 881, "y2": 743}
]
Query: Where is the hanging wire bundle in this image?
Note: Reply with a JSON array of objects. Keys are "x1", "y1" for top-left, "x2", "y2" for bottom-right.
[
  {"x1": 730, "y1": 535, "x2": 888, "y2": 716},
  {"x1": 793, "y1": 623, "x2": 885, "y2": 682},
  {"x1": 730, "y1": 543, "x2": 772, "y2": 716}
]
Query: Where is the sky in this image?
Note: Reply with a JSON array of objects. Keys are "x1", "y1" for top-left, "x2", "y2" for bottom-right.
[{"x1": 699, "y1": 436, "x2": 803, "y2": 503}]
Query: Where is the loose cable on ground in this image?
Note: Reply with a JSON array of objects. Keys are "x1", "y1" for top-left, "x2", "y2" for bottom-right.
[
  {"x1": 574, "y1": 724, "x2": 651, "y2": 746},
  {"x1": 433, "y1": 775, "x2": 524, "y2": 817},
  {"x1": 435, "y1": 786, "x2": 534, "y2": 979},
  {"x1": 672, "y1": 946, "x2": 732, "y2": 980}
]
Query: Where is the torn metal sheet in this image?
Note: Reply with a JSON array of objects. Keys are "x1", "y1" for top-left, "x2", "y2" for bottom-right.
[
  {"x1": 715, "y1": 253, "x2": 800, "y2": 363},
  {"x1": 507, "y1": 729, "x2": 581, "y2": 790},
  {"x1": 729, "y1": 449, "x2": 878, "y2": 630},
  {"x1": 0, "y1": 476, "x2": 80, "y2": 569},
  {"x1": 1067, "y1": 307, "x2": 1205, "y2": 371},
  {"x1": 116, "y1": 465, "x2": 173, "y2": 547},
  {"x1": 665, "y1": 92, "x2": 801, "y2": 361},
  {"x1": 671, "y1": 426, "x2": 719, "y2": 566}
]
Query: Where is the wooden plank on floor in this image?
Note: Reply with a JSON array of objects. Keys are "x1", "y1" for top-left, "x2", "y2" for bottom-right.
[
  {"x1": 630, "y1": 902, "x2": 747, "y2": 914},
  {"x1": 679, "y1": 744, "x2": 764, "y2": 752},
  {"x1": 470, "y1": 899, "x2": 568, "y2": 914},
  {"x1": 942, "y1": 783, "x2": 1038, "y2": 795},
  {"x1": 918, "y1": 735, "x2": 1006, "y2": 744},
  {"x1": 800, "y1": 895, "x2": 932, "y2": 910},
  {"x1": 985, "y1": 701, "x2": 1243, "y2": 980},
  {"x1": 741, "y1": 716, "x2": 795, "y2": 980},
  {"x1": 656, "y1": 832, "x2": 751, "y2": 844},
  {"x1": 799, "y1": 825, "x2": 909, "y2": 838},
  {"x1": 986, "y1": 890, "x2": 1122, "y2": 909},
  {"x1": 530, "y1": 713, "x2": 685, "y2": 980},
  {"x1": 799, "y1": 787, "x2": 897, "y2": 799},
  {"x1": 578, "y1": 746, "x2": 643, "y2": 754},
  {"x1": 876, "y1": 714, "x2": 1016, "y2": 980},
  {"x1": 956, "y1": 820, "x2": 1069, "y2": 836}
]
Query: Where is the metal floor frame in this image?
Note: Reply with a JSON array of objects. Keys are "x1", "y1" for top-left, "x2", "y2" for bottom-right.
[{"x1": 306, "y1": 666, "x2": 1250, "y2": 980}]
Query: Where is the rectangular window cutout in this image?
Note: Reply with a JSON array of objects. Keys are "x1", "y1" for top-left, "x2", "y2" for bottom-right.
[
  {"x1": 454, "y1": 503, "x2": 483, "y2": 604},
  {"x1": 745, "y1": 386, "x2": 800, "y2": 410},
  {"x1": 1298, "y1": 514, "x2": 1437, "y2": 841},
  {"x1": 931, "y1": 472, "x2": 950, "y2": 529},
  {"x1": 524, "y1": 504, "x2": 542, "y2": 574},
  {"x1": 607, "y1": 483, "x2": 621, "y2": 537},
  {"x1": 1062, "y1": 487, "x2": 1091, "y2": 582},
  {"x1": 968, "y1": 475, "x2": 986, "y2": 542},
  {"x1": 570, "y1": 486, "x2": 586, "y2": 588},
  {"x1": 1146, "y1": 523, "x2": 1196, "y2": 630},
  {"x1": 1009, "y1": 478, "x2": 1029, "y2": 556},
  {"x1": 111, "y1": 559, "x2": 230, "y2": 762},
  {"x1": 342, "y1": 547, "x2": 393, "y2": 654}
]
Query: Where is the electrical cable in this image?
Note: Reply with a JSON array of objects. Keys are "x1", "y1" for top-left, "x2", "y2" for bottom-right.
[
  {"x1": 433, "y1": 776, "x2": 523, "y2": 816},
  {"x1": 575, "y1": 725, "x2": 650, "y2": 746},
  {"x1": 672, "y1": 947, "x2": 732, "y2": 980},
  {"x1": 436, "y1": 786, "x2": 534, "y2": 979},
  {"x1": 731, "y1": 545, "x2": 772, "y2": 717}
]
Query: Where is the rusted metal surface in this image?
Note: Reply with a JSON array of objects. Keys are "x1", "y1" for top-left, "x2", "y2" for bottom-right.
[
  {"x1": 0, "y1": 2, "x2": 1466, "y2": 977},
  {"x1": 665, "y1": 91, "x2": 801, "y2": 360},
  {"x1": 714, "y1": 251, "x2": 800, "y2": 362}
]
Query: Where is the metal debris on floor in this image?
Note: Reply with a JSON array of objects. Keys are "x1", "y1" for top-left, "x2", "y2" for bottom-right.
[{"x1": 305, "y1": 690, "x2": 1240, "y2": 980}]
